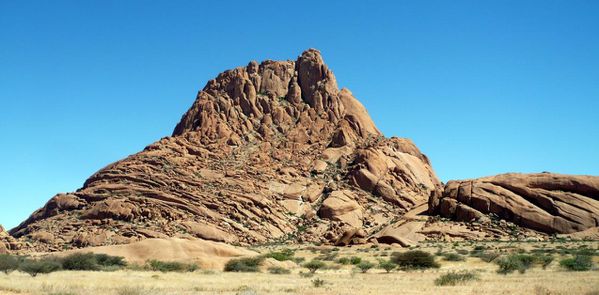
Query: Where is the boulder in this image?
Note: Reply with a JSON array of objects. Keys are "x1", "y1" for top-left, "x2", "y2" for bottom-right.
[{"x1": 318, "y1": 190, "x2": 363, "y2": 227}]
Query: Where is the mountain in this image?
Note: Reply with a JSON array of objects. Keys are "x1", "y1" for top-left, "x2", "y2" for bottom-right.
[
  {"x1": 4, "y1": 49, "x2": 597, "y2": 254},
  {"x1": 6, "y1": 49, "x2": 441, "y2": 252}
]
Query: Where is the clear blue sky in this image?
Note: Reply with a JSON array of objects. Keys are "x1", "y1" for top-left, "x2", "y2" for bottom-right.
[{"x1": 1, "y1": 1, "x2": 598, "y2": 229}]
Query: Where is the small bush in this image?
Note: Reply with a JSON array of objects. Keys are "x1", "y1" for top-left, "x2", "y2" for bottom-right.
[
  {"x1": 0, "y1": 254, "x2": 20, "y2": 274},
  {"x1": 303, "y1": 260, "x2": 325, "y2": 273},
  {"x1": 496, "y1": 254, "x2": 533, "y2": 274},
  {"x1": 268, "y1": 266, "x2": 290, "y2": 274},
  {"x1": 337, "y1": 257, "x2": 350, "y2": 265},
  {"x1": 62, "y1": 253, "x2": 99, "y2": 270},
  {"x1": 349, "y1": 256, "x2": 362, "y2": 265},
  {"x1": 356, "y1": 261, "x2": 375, "y2": 273},
  {"x1": 148, "y1": 260, "x2": 197, "y2": 272},
  {"x1": 378, "y1": 260, "x2": 397, "y2": 273},
  {"x1": 224, "y1": 257, "x2": 264, "y2": 272},
  {"x1": 311, "y1": 278, "x2": 325, "y2": 287},
  {"x1": 61, "y1": 253, "x2": 127, "y2": 271},
  {"x1": 95, "y1": 253, "x2": 127, "y2": 267},
  {"x1": 560, "y1": 255, "x2": 593, "y2": 271},
  {"x1": 443, "y1": 253, "x2": 465, "y2": 262},
  {"x1": 391, "y1": 250, "x2": 440, "y2": 270},
  {"x1": 265, "y1": 249, "x2": 295, "y2": 261},
  {"x1": 19, "y1": 258, "x2": 62, "y2": 277},
  {"x1": 434, "y1": 271, "x2": 479, "y2": 286}
]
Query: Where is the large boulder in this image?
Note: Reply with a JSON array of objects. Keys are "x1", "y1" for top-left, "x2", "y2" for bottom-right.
[{"x1": 429, "y1": 173, "x2": 599, "y2": 234}]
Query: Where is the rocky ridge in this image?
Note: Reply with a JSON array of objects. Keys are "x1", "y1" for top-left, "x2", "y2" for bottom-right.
[{"x1": 429, "y1": 173, "x2": 599, "y2": 234}]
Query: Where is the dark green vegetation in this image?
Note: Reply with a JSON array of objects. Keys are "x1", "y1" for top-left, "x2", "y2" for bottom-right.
[
  {"x1": 0, "y1": 254, "x2": 20, "y2": 274},
  {"x1": 356, "y1": 261, "x2": 375, "y2": 273},
  {"x1": 391, "y1": 250, "x2": 440, "y2": 270},
  {"x1": 303, "y1": 259, "x2": 326, "y2": 273},
  {"x1": 224, "y1": 257, "x2": 264, "y2": 272},
  {"x1": 147, "y1": 260, "x2": 198, "y2": 272},
  {"x1": 560, "y1": 255, "x2": 593, "y2": 271},
  {"x1": 434, "y1": 271, "x2": 479, "y2": 286},
  {"x1": 62, "y1": 253, "x2": 126, "y2": 271},
  {"x1": 18, "y1": 259, "x2": 62, "y2": 277},
  {"x1": 267, "y1": 266, "x2": 291, "y2": 274}
]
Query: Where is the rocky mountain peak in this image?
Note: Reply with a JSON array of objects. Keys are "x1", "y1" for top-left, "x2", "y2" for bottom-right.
[
  {"x1": 172, "y1": 49, "x2": 378, "y2": 148},
  {"x1": 8, "y1": 49, "x2": 440, "y2": 252}
]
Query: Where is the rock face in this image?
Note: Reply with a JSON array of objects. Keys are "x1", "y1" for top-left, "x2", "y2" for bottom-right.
[
  {"x1": 429, "y1": 173, "x2": 599, "y2": 234},
  {"x1": 9, "y1": 49, "x2": 441, "y2": 252}
]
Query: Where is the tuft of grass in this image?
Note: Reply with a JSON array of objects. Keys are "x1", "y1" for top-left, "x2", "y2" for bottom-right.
[
  {"x1": 443, "y1": 253, "x2": 466, "y2": 262},
  {"x1": 267, "y1": 266, "x2": 291, "y2": 274},
  {"x1": 349, "y1": 256, "x2": 362, "y2": 265},
  {"x1": 560, "y1": 255, "x2": 593, "y2": 271},
  {"x1": 311, "y1": 278, "x2": 325, "y2": 287},
  {"x1": 265, "y1": 249, "x2": 295, "y2": 261},
  {"x1": 224, "y1": 257, "x2": 264, "y2": 272},
  {"x1": 496, "y1": 254, "x2": 535, "y2": 274},
  {"x1": 434, "y1": 271, "x2": 479, "y2": 286},
  {"x1": 147, "y1": 260, "x2": 198, "y2": 272}
]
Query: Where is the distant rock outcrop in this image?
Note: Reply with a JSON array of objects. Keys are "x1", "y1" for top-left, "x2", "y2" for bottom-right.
[
  {"x1": 9, "y1": 49, "x2": 441, "y2": 252},
  {"x1": 429, "y1": 173, "x2": 599, "y2": 234}
]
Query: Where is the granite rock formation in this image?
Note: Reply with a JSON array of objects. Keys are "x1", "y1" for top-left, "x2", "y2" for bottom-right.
[
  {"x1": 429, "y1": 173, "x2": 599, "y2": 234},
  {"x1": 9, "y1": 49, "x2": 441, "y2": 252}
]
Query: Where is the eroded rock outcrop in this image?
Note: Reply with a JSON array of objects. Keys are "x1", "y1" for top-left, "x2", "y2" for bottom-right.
[
  {"x1": 9, "y1": 49, "x2": 441, "y2": 252},
  {"x1": 429, "y1": 173, "x2": 599, "y2": 234}
]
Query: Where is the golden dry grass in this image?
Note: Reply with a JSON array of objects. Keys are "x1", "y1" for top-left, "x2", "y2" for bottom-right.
[{"x1": 0, "y1": 241, "x2": 597, "y2": 295}]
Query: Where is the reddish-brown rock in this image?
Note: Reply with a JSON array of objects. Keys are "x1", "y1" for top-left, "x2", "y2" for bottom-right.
[
  {"x1": 8, "y1": 49, "x2": 441, "y2": 252},
  {"x1": 429, "y1": 173, "x2": 599, "y2": 234}
]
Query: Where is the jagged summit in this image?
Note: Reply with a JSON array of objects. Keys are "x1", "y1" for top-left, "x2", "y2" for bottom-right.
[
  {"x1": 172, "y1": 48, "x2": 379, "y2": 147},
  {"x1": 6, "y1": 49, "x2": 440, "y2": 252}
]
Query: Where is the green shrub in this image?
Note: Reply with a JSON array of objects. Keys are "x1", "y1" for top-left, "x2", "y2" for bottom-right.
[
  {"x1": 61, "y1": 253, "x2": 127, "y2": 271},
  {"x1": 443, "y1": 253, "x2": 465, "y2": 262},
  {"x1": 19, "y1": 258, "x2": 62, "y2": 277},
  {"x1": 0, "y1": 254, "x2": 20, "y2": 274},
  {"x1": 265, "y1": 249, "x2": 295, "y2": 261},
  {"x1": 496, "y1": 255, "x2": 530, "y2": 274},
  {"x1": 559, "y1": 255, "x2": 593, "y2": 271},
  {"x1": 62, "y1": 253, "x2": 100, "y2": 270},
  {"x1": 224, "y1": 257, "x2": 264, "y2": 272},
  {"x1": 391, "y1": 250, "x2": 440, "y2": 269},
  {"x1": 267, "y1": 266, "x2": 291, "y2": 274},
  {"x1": 434, "y1": 271, "x2": 479, "y2": 286},
  {"x1": 337, "y1": 257, "x2": 350, "y2": 265},
  {"x1": 349, "y1": 256, "x2": 362, "y2": 265},
  {"x1": 148, "y1": 260, "x2": 197, "y2": 272},
  {"x1": 356, "y1": 261, "x2": 375, "y2": 273},
  {"x1": 378, "y1": 260, "x2": 397, "y2": 273},
  {"x1": 303, "y1": 260, "x2": 325, "y2": 273},
  {"x1": 95, "y1": 253, "x2": 127, "y2": 267}
]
